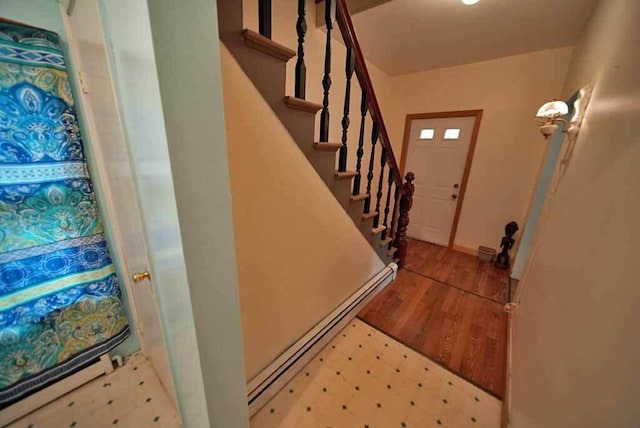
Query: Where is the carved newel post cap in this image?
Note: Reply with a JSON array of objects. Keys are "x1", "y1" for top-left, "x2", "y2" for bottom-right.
[{"x1": 405, "y1": 172, "x2": 415, "y2": 183}]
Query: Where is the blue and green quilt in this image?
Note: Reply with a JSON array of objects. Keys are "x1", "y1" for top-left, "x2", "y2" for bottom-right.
[{"x1": 0, "y1": 21, "x2": 129, "y2": 406}]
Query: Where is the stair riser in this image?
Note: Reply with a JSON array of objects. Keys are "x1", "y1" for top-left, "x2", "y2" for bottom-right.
[
  {"x1": 376, "y1": 249, "x2": 393, "y2": 264},
  {"x1": 350, "y1": 206, "x2": 380, "y2": 241},
  {"x1": 220, "y1": 10, "x2": 391, "y2": 262},
  {"x1": 226, "y1": 39, "x2": 289, "y2": 107},
  {"x1": 225, "y1": 31, "x2": 319, "y2": 150},
  {"x1": 304, "y1": 152, "x2": 341, "y2": 186},
  {"x1": 313, "y1": 168, "x2": 384, "y2": 248},
  {"x1": 272, "y1": 103, "x2": 317, "y2": 145}
]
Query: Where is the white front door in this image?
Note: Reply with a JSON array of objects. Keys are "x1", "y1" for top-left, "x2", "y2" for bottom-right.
[{"x1": 405, "y1": 116, "x2": 476, "y2": 246}]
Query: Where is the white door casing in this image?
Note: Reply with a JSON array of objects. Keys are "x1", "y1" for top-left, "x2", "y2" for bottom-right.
[
  {"x1": 98, "y1": 2, "x2": 217, "y2": 424},
  {"x1": 405, "y1": 116, "x2": 477, "y2": 246},
  {"x1": 61, "y1": 0, "x2": 177, "y2": 405}
]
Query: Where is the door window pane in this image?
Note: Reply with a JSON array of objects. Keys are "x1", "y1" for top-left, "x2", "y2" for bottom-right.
[
  {"x1": 443, "y1": 128, "x2": 461, "y2": 140},
  {"x1": 419, "y1": 129, "x2": 435, "y2": 139}
]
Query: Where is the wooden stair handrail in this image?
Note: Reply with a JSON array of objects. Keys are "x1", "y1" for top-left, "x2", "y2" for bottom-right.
[{"x1": 334, "y1": 0, "x2": 405, "y2": 193}]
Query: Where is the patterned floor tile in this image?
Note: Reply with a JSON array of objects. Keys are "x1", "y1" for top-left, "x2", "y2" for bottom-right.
[
  {"x1": 251, "y1": 319, "x2": 502, "y2": 428},
  {"x1": 7, "y1": 354, "x2": 180, "y2": 428}
]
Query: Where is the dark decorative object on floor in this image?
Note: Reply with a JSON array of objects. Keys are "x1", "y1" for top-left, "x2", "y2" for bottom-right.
[{"x1": 495, "y1": 221, "x2": 519, "y2": 269}]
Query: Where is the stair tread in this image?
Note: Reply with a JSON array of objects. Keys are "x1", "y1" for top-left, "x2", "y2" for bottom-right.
[
  {"x1": 231, "y1": 21, "x2": 402, "y2": 267},
  {"x1": 313, "y1": 142, "x2": 343, "y2": 151},
  {"x1": 361, "y1": 211, "x2": 378, "y2": 221},
  {"x1": 350, "y1": 193, "x2": 369, "y2": 203},
  {"x1": 285, "y1": 96, "x2": 323, "y2": 113},
  {"x1": 371, "y1": 225, "x2": 387, "y2": 235},
  {"x1": 243, "y1": 29, "x2": 296, "y2": 61},
  {"x1": 334, "y1": 170, "x2": 358, "y2": 179}
]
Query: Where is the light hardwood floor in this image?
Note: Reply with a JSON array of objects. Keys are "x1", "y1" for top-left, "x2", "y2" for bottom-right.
[
  {"x1": 359, "y1": 240, "x2": 508, "y2": 398},
  {"x1": 404, "y1": 239, "x2": 510, "y2": 303}
]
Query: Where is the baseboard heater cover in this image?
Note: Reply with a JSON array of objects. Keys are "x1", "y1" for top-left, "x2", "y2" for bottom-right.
[
  {"x1": 1, "y1": 355, "x2": 114, "y2": 426},
  {"x1": 246, "y1": 262, "x2": 398, "y2": 415}
]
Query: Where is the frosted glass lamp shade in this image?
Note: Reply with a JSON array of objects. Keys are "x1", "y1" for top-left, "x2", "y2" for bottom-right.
[{"x1": 536, "y1": 100, "x2": 569, "y2": 118}]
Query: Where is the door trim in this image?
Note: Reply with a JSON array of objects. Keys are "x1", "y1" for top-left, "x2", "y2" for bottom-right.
[{"x1": 399, "y1": 110, "x2": 483, "y2": 248}]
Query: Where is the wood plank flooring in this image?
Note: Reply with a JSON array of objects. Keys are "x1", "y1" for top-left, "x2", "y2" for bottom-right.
[
  {"x1": 404, "y1": 238, "x2": 510, "y2": 303},
  {"x1": 359, "y1": 251, "x2": 508, "y2": 397}
]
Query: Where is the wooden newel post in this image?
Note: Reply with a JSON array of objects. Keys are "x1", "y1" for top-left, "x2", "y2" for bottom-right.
[{"x1": 394, "y1": 172, "x2": 415, "y2": 267}]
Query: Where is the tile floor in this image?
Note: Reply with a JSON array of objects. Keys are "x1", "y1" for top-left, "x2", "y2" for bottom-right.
[
  {"x1": 251, "y1": 319, "x2": 502, "y2": 428},
  {"x1": 7, "y1": 353, "x2": 180, "y2": 428}
]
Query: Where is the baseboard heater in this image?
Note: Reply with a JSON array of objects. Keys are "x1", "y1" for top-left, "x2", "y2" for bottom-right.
[
  {"x1": 246, "y1": 262, "x2": 398, "y2": 415},
  {"x1": 2, "y1": 354, "x2": 114, "y2": 425}
]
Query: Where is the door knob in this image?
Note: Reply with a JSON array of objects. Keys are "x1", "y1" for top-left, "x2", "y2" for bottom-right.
[
  {"x1": 451, "y1": 194, "x2": 458, "y2": 200},
  {"x1": 131, "y1": 271, "x2": 151, "y2": 283},
  {"x1": 454, "y1": 184, "x2": 460, "y2": 189}
]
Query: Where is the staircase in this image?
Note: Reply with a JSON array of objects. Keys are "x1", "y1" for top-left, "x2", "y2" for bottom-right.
[{"x1": 217, "y1": 0, "x2": 414, "y2": 266}]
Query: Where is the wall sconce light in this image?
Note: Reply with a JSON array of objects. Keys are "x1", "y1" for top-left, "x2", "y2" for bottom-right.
[{"x1": 535, "y1": 100, "x2": 569, "y2": 138}]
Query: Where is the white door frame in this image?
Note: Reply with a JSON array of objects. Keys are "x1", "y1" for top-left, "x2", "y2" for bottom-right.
[
  {"x1": 400, "y1": 110, "x2": 483, "y2": 249},
  {"x1": 60, "y1": 1, "x2": 177, "y2": 404}
]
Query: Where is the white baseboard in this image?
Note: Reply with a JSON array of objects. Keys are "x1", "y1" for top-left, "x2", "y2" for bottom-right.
[
  {"x1": 1, "y1": 355, "x2": 114, "y2": 426},
  {"x1": 452, "y1": 244, "x2": 479, "y2": 256},
  {"x1": 247, "y1": 263, "x2": 398, "y2": 416}
]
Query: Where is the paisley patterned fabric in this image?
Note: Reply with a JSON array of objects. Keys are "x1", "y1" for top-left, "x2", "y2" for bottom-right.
[{"x1": 0, "y1": 22, "x2": 129, "y2": 406}]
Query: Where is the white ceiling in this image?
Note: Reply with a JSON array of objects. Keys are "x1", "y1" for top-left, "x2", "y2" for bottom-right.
[{"x1": 350, "y1": 0, "x2": 598, "y2": 75}]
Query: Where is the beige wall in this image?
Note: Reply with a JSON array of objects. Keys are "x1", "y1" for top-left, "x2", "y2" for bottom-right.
[
  {"x1": 383, "y1": 48, "x2": 573, "y2": 251},
  {"x1": 243, "y1": 1, "x2": 572, "y2": 253},
  {"x1": 221, "y1": 45, "x2": 385, "y2": 380},
  {"x1": 509, "y1": 0, "x2": 640, "y2": 426}
]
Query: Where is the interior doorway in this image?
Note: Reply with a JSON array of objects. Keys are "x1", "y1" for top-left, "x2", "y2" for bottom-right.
[
  {"x1": 400, "y1": 110, "x2": 482, "y2": 247},
  {"x1": 0, "y1": 5, "x2": 179, "y2": 424}
]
